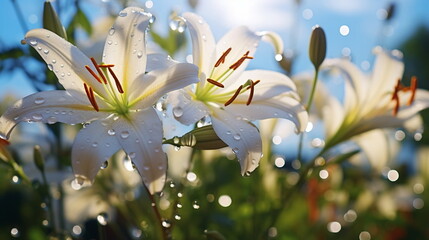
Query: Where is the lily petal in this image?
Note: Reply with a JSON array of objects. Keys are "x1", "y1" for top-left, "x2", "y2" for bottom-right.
[
  {"x1": 130, "y1": 63, "x2": 200, "y2": 109},
  {"x1": 211, "y1": 109, "x2": 262, "y2": 175},
  {"x1": 182, "y1": 12, "x2": 216, "y2": 75},
  {"x1": 323, "y1": 96, "x2": 345, "y2": 140},
  {"x1": 168, "y1": 90, "x2": 210, "y2": 125},
  {"x1": 257, "y1": 31, "x2": 284, "y2": 56},
  {"x1": 72, "y1": 119, "x2": 121, "y2": 184},
  {"x1": 25, "y1": 29, "x2": 109, "y2": 99},
  {"x1": 224, "y1": 96, "x2": 308, "y2": 132},
  {"x1": 217, "y1": 70, "x2": 299, "y2": 100},
  {"x1": 212, "y1": 26, "x2": 262, "y2": 80},
  {"x1": 110, "y1": 108, "x2": 167, "y2": 194},
  {"x1": 146, "y1": 53, "x2": 177, "y2": 72},
  {"x1": 0, "y1": 90, "x2": 108, "y2": 139},
  {"x1": 102, "y1": 7, "x2": 152, "y2": 94}
]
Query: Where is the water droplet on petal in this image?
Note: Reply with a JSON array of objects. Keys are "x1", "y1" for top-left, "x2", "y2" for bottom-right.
[
  {"x1": 275, "y1": 54, "x2": 283, "y2": 61},
  {"x1": 92, "y1": 142, "x2": 98, "y2": 148},
  {"x1": 118, "y1": 10, "x2": 128, "y2": 17},
  {"x1": 109, "y1": 28, "x2": 115, "y2": 35},
  {"x1": 137, "y1": 51, "x2": 143, "y2": 58},
  {"x1": 47, "y1": 117, "x2": 57, "y2": 124},
  {"x1": 43, "y1": 49, "x2": 49, "y2": 54},
  {"x1": 47, "y1": 64, "x2": 53, "y2": 71},
  {"x1": 233, "y1": 134, "x2": 241, "y2": 140},
  {"x1": 129, "y1": 152, "x2": 136, "y2": 158},
  {"x1": 32, "y1": 113, "x2": 43, "y2": 121},
  {"x1": 173, "y1": 136, "x2": 180, "y2": 144},
  {"x1": 34, "y1": 97, "x2": 45, "y2": 105},
  {"x1": 174, "y1": 215, "x2": 181, "y2": 220},
  {"x1": 107, "y1": 40, "x2": 112, "y2": 45},
  {"x1": 107, "y1": 129, "x2": 116, "y2": 136},
  {"x1": 149, "y1": 15, "x2": 156, "y2": 23},
  {"x1": 173, "y1": 107, "x2": 184, "y2": 117},
  {"x1": 100, "y1": 161, "x2": 108, "y2": 169},
  {"x1": 51, "y1": 59, "x2": 56, "y2": 64},
  {"x1": 120, "y1": 131, "x2": 130, "y2": 139},
  {"x1": 29, "y1": 40, "x2": 38, "y2": 46}
]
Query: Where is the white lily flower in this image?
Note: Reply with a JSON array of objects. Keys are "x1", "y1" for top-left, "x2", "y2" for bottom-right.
[
  {"x1": 0, "y1": 7, "x2": 199, "y2": 194},
  {"x1": 169, "y1": 13, "x2": 308, "y2": 175},
  {"x1": 322, "y1": 47, "x2": 429, "y2": 149}
]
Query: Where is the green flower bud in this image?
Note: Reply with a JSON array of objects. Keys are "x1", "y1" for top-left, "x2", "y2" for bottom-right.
[
  {"x1": 165, "y1": 125, "x2": 227, "y2": 150},
  {"x1": 33, "y1": 145, "x2": 45, "y2": 173},
  {"x1": 309, "y1": 25, "x2": 326, "y2": 70},
  {"x1": 43, "y1": 1, "x2": 67, "y2": 40},
  {"x1": 386, "y1": 3, "x2": 396, "y2": 21}
]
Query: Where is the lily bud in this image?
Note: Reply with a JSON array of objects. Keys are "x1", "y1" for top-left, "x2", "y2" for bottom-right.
[
  {"x1": 309, "y1": 25, "x2": 326, "y2": 70},
  {"x1": 386, "y1": 3, "x2": 396, "y2": 21},
  {"x1": 33, "y1": 145, "x2": 45, "y2": 173},
  {"x1": 43, "y1": 1, "x2": 67, "y2": 40},
  {"x1": 165, "y1": 125, "x2": 227, "y2": 150}
]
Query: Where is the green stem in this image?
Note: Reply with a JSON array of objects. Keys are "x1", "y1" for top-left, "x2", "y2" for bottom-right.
[
  {"x1": 306, "y1": 68, "x2": 319, "y2": 113},
  {"x1": 143, "y1": 185, "x2": 169, "y2": 240}
]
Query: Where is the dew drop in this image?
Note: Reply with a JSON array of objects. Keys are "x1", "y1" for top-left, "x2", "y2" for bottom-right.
[
  {"x1": 107, "y1": 40, "x2": 112, "y2": 45},
  {"x1": 157, "y1": 165, "x2": 164, "y2": 170},
  {"x1": 137, "y1": 51, "x2": 143, "y2": 58},
  {"x1": 47, "y1": 64, "x2": 54, "y2": 71},
  {"x1": 29, "y1": 40, "x2": 38, "y2": 46},
  {"x1": 161, "y1": 220, "x2": 171, "y2": 228},
  {"x1": 123, "y1": 157, "x2": 136, "y2": 171},
  {"x1": 192, "y1": 201, "x2": 200, "y2": 209},
  {"x1": 47, "y1": 117, "x2": 57, "y2": 124},
  {"x1": 275, "y1": 54, "x2": 283, "y2": 61},
  {"x1": 34, "y1": 97, "x2": 45, "y2": 105},
  {"x1": 100, "y1": 161, "x2": 108, "y2": 169},
  {"x1": 60, "y1": 73, "x2": 65, "y2": 77},
  {"x1": 107, "y1": 129, "x2": 116, "y2": 136},
  {"x1": 10, "y1": 227, "x2": 19, "y2": 237},
  {"x1": 108, "y1": 28, "x2": 115, "y2": 35},
  {"x1": 43, "y1": 49, "x2": 49, "y2": 54},
  {"x1": 118, "y1": 10, "x2": 128, "y2": 17},
  {"x1": 37, "y1": 46, "x2": 42, "y2": 51},
  {"x1": 173, "y1": 107, "x2": 184, "y2": 117},
  {"x1": 32, "y1": 113, "x2": 43, "y2": 121},
  {"x1": 169, "y1": 18, "x2": 187, "y2": 33},
  {"x1": 173, "y1": 137, "x2": 180, "y2": 144},
  {"x1": 129, "y1": 152, "x2": 136, "y2": 158},
  {"x1": 143, "y1": 165, "x2": 150, "y2": 171},
  {"x1": 120, "y1": 131, "x2": 130, "y2": 139},
  {"x1": 233, "y1": 134, "x2": 241, "y2": 140},
  {"x1": 92, "y1": 142, "x2": 98, "y2": 148},
  {"x1": 51, "y1": 59, "x2": 56, "y2": 64},
  {"x1": 149, "y1": 15, "x2": 156, "y2": 23},
  {"x1": 97, "y1": 212, "x2": 108, "y2": 225},
  {"x1": 174, "y1": 215, "x2": 181, "y2": 220}
]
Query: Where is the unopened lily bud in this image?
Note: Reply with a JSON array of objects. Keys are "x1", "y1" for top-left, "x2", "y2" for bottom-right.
[
  {"x1": 43, "y1": 1, "x2": 67, "y2": 40},
  {"x1": 33, "y1": 145, "x2": 45, "y2": 173},
  {"x1": 309, "y1": 25, "x2": 326, "y2": 70},
  {"x1": 386, "y1": 3, "x2": 396, "y2": 21},
  {"x1": 166, "y1": 125, "x2": 227, "y2": 150}
]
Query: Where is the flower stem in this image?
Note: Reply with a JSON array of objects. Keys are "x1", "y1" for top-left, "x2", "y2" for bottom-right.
[{"x1": 143, "y1": 185, "x2": 169, "y2": 240}]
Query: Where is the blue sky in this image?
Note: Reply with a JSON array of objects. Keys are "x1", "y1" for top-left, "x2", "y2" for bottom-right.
[{"x1": 0, "y1": 0, "x2": 428, "y2": 97}]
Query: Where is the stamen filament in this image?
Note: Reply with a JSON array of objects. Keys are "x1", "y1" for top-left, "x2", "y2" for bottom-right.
[
  {"x1": 85, "y1": 66, "x2": 103, "y2": 84},
  {"x1": 91, "y1": 57, "x2": 107, "y2": 84},
  {"x1": 215, "y1": 48, "x2": 232, "y2": 67},
  {"x1": 246, "y1": 81, "x2": 255, "y2": 105},
  {"x1": 225, "y1": 85, "x2": 243, "y2": 106},
  {"x1": 408, "y1": 76, "x2": 417, "y2": 105},
  {"x1": 207, "y1": 78, "x2": 224, "y2": 88},
  {"x1": 84, "y1": 83, "x2": 99, "y2": 112},
  {"x1": 108, "y1": 67, "x2": 124, "y2": 94},
  {"x1": 230, "y1": 51, "x2": 253, "y2": 70}
]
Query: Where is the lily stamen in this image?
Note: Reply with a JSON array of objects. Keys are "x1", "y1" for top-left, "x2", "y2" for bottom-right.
[
  {"x1": 391, "y1": 77, "x2": 418, "y2": 116},
  {"x1": 207, "y1": 78, "x2": 225, "y2": 88},
  {"x1": 215, "y1": 47, "x2": 232, "y2": 67},
  {"x1": 107, "y1": 67, "x2": 124, "y2": 94},
  {"x1": 246, "y1": 80, "x2": 255, "y2": 106},
  {"x1": 408, "y1": 76, "x2": 417, "y2": 105},
  {"x1": 98, "y1": 64, "x2": 115, "y2": 68},
  {"x1": 225, "y1": 85, "x2": 243, "y2": 106},
  {"x1": 90, "y1": 58, "x2": 107, "y2": 84},
  {"x1": 83, "y1": 83, "x2": 99, "y2": 112},
  {"x1": 85, "y1": 66, "x2": 103, "y2": 84},
  {"x1": 230, "y1": 51, "x2": 253, "y2": 70}
]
